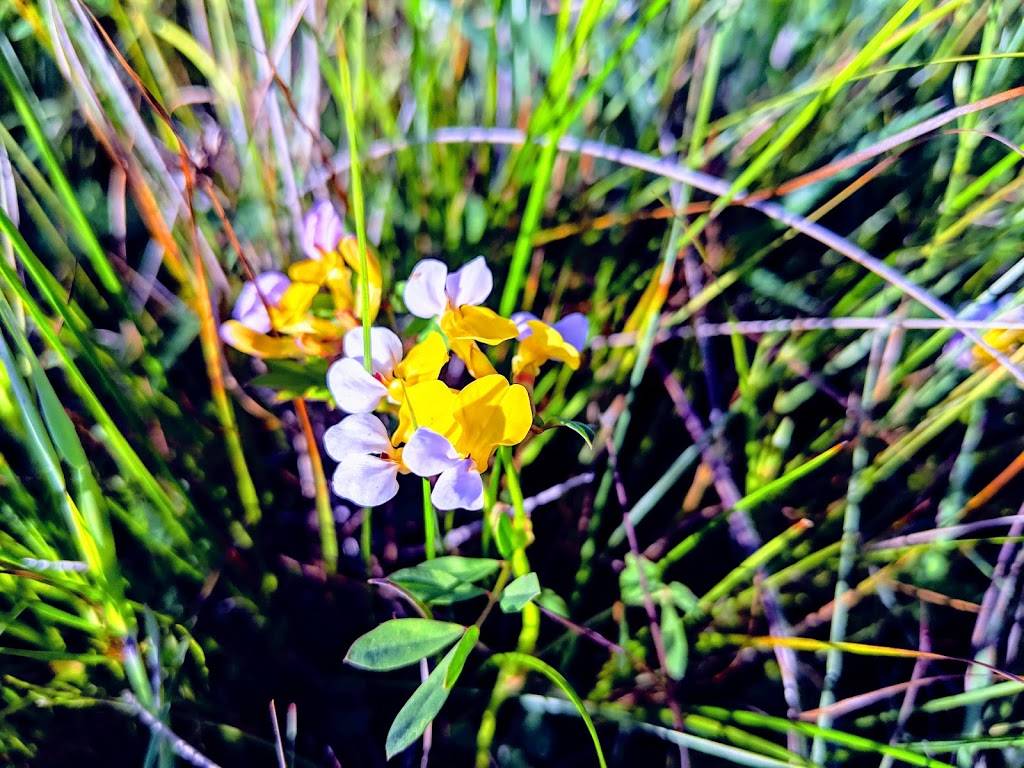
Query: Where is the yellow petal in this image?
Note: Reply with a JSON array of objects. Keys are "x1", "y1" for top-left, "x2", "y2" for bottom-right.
[
  {"x1": 512, "y1": 319, "x2": 581, "y2": 378},
  {"x1": 270, "y1": 282, "x2": 320, "y2": 328},
  {"x1": 394, "y1": 331, "x2": 449, "y2": 384},
  {"x1": 973, "y1": 328, "x2": 1022, "y2": 365},
  {"x1": 449, "y1": 337, "x2": 497, "y2": 378},
  {"x1": 441, "y1": 305, "x2": 518, "y2": 345},
  {"x1": 220, "y1": 321, "x2": 304, "y2": 359},
  {"x1": 288, "y1": 258, "x2": 331, "y2": 285},
  {"x1": 393, "y1": 379, "x2": 458, "y2": 446},
  {"x1": 451, "y1": 374, "x2": 532, "y2": 470},
  {"x1": 294, "y1": 332, "x2": 343, "y2": 358},
  {"x1": 339, "y1": 236, "x2": 383, "y2": 323}
]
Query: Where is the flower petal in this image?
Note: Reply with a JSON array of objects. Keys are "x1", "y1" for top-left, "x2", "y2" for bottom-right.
[
  {"x1": 553, "y1": 312, "x2": 589, "y2": 352},
  {"x1": 232, "y1": 271, "x2": 290, "y2": 333},
  {"x1": 402, "y1": 428, "x2": 462, "y2": 477},
  {"x1": 403, "y1": 259, "x2": 449, "y2": 318},
  {"x1": 452, "y1": 374, "x2": 533, "y2": 470},
  {"x1": 271, "y1": 282, "x2": 320, "y2": 328},
  {"x1": 344, "y1": 326, "x2": 404, "y2": 376},
  {"x1": 323, "y1": 413, "x2": 391, "y2": 460},
  {"x1": 393, "y1": 379, "x2": 458, "y2": 446},
  {"x1": 394, "y1": 331, "x2": 449, "y2": 384},
  {"x1": 511, "y1": 311, "x2": 539, "y2": 340},
  {"x1": 327, "y1": 357, "x2": 388, "y2": 413},
  {"x1": 219, "y1": 320, "x2": 303, "y2": 359},
  {"x1": 449, "y1": 337, "x2": 497, "y2": 378},
  {"x1": 431, "y1": 460, "x2": 484, "y2": 511},
  {"x1": 331, "y1": 454, "x2": 399, "y2": 507},
  {"x1": 302, "y1": 201, "x2": 345, "y2": 260},
  {"x1": 441, "y1": 305, "x2": 519, "y2": 345},
  {"x1": 445, "y1": 255, "x2": 492, "y2": 307},
  {"x1": 512, "y1": 319, "x2": 581, "y2": 378}
]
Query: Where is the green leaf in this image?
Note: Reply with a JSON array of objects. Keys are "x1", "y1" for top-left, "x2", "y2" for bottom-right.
[
  {"x1": 345, "y1": 619, "x2": 465, "y2": 671},
  {"x1": 537, "y1": 588, "x2": 570, "y2": 618},
  {"x1": 444, "y1": 625, "x2": 479, "y2": 688},
  {"x1": 667, "y1": 581, "x2": 699, "y2": 614},
  {"x1": 619, "y1": 554, "x2": 662, "y2": 606},
  {"x1": 385, "y1": 636, "x2": 466, "y2": 759},
  {"x1": 544, "y1": 418, "x2": 595, "y2": 449},
  {"x1": 490, "y1": 652, "x2": 608, "y2": 768},
  {"x1": 249, "y1": 359, "x2": 331, "y2": 400},
  {"x1": 500, "y1": 572, "x2": 541, "y2": 613},
  {"x1": 659, "y1": 597, "x2": 688, "y2": 680},
  {"x1": 418, "y1": 556, "x2": 501, "y2": 584},
  {"x1": 389, "y1": 562, "x2": 487, "y2": 606},
  {"x1": 494, "y1": 513, "x2": 528, "y2": 560}
]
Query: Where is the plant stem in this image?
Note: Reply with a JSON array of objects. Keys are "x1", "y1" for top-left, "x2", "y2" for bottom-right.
[
  {"x1": 476, "y1": 446, "x2": 539, "y2": 767},
  {"x1": 294, "y1": 398, "x2": 337, "y2": 574},
  {"x1": 422, "y1": 478, "x2": 436, "y2": 560}
]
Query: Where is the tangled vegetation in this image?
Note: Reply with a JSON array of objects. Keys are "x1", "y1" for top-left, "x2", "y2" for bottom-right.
[{"x1": 3, "y1": 1, "x2": 1024, "y2": 766}]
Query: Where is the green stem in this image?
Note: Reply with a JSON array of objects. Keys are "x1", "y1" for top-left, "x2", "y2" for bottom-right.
[
  {"x1": 476, "y1": 447, "x2": 540, "y2": 767},
  {"x1": 295, "y1": 398, "x2": 338, "y2": 574},
  {"x1": 422, "y1": 478, "x2": 436, "y2": 560}
]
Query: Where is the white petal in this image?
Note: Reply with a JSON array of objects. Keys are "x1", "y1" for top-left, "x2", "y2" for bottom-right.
[
  {"x1": 445, "y1": 255, "x2": 492, "y2": 307},
  {"x1": 402, "y1": 428, "x2": 462, "y2": 477},
  {"x1": 554, "y1": 312, "x2": 589, "y2": 352},
  {"x1": 343, "y1": 326, "x2": 403, "y2": 375},
  {"x1": 232, "y1": 271, "x2": 290, "y2": 333},
  {"x1": 301, "y1": 201, "x2": 345, "y2": 260},
  {"x1": 511, "y1": 311, "x2": 538, "y2": 340},
  {"x1": 331, "y1": 454, "x2": 399, "y2": 507},
  {"x1": 322, "y1": 413, "x2": 391, "y2": 460},
  {"x1": 327, "y1": 357, "x2": 387, "y2": 413},
  {"x1": 431, "y1": 459, "x2": 484, "y2": 511},
  {"x1": 403, "y1": 259, "x2": 449, "y2": 318}
]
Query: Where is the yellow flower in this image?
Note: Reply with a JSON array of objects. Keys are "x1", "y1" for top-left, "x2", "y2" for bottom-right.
[
  {"x1": 511, "y1": 312, "x2": 589, "y2": 381},
  {"x1": 395, "y1": 374, "x2": 532, "y2": 470},
  {"x1": 328, "y1": 328, "x2": 449, "y2": 415},
  {"x1": 220, "y1": 273, "x2": 346, "y2": 359},
  {"x1": 293, "y1": 201, "x2": 383, "y2": 323},
  {"x1": 403, "y1": 257, "x2": 518, "y2": 377},
  {"x1": 289, "y1": 236, "x2": 382, "y2": 324}
]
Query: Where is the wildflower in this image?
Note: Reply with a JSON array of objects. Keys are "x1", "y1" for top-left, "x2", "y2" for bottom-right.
[
  {"x1": 289, "y1": 201, "x2": 383, "y2": 323},
  {"x1": 402, "y1": 428, "x2": 485, "y2": 510},
  {"x1": 510, "y1": 311, "x2": 589, "y2": 380},
  {"x1": 323, "y1": 413, "x2": 405, "y2": 507},
  {"x1": 327, "y1": 327, "x2": 449, "y2": 413},
  {"x1": 395, "y1": 373, "x2": 532, "y2": 470},
  {"x1": 220, "y1": 272, "x2": 341, "y2": 358},
  {"x1": 403, "y1": 256, "x2": 518, "y2": 377},
  {"x1": 323, "y1": 413, "x2": 491, "y2": 511}
]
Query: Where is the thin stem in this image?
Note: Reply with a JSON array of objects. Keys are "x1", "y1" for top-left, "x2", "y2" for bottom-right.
[
  {"x1": 475, "y1": 447, "x2": 540, "y2": 767},
  {"x1": 294, "y1": 398, "x2": 337, "y2": 574},
  {"x1": 422, "y1": 477, "x2": 436, "y2": 560},
  {"x1": 335, "y1": 32, "x2": 372, "y2": 373}
]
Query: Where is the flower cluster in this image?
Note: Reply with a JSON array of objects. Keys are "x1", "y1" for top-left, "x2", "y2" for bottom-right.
[
  {"x1": 219, "y1": 202, "x2": 382, "y2": 359},
  {"x1": 218, "y1": 202, "x2": 587, "y2": 512},
  {"x1": 322, "y1": 254, "x2": 588, "y2": 511}
]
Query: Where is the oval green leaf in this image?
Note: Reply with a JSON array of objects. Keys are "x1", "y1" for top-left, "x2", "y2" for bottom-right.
[
  {"x1": 345, "y1": 618, "x2": 465, "y2": 671},
  {"x1": 385, "y1": 632, "x2": 469, "y2": 759},
  {"x1": 500, "y1": 572, "x2": 541, "y2": 614}
]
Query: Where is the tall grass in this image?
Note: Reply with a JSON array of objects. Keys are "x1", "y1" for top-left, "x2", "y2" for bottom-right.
[{"x1": 2, "y1": 0, "x2": 1024, "y2": 765}]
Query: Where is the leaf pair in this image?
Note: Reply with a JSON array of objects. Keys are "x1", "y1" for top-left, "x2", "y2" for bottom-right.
[
  {"x1": 388, "y1": 555, "x2": 501, "y2": 606},
  {"x1": 345, "y1": 617, "x2": 479, "y2": 759}
]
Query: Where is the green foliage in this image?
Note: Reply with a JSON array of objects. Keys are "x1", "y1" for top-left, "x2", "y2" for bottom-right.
[
  {"x1": 385, "y1": 627, "x2": 477, "y2": 760},
  {"x1": 499, "y1": 571, "x2": 541, "y2": 614},
  {"x1": 3, "y1": 0, "x2": 1024, "y2": 765},
  {"x1": 344, "y1": 618, "x2": 466, "y2": 671}
]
